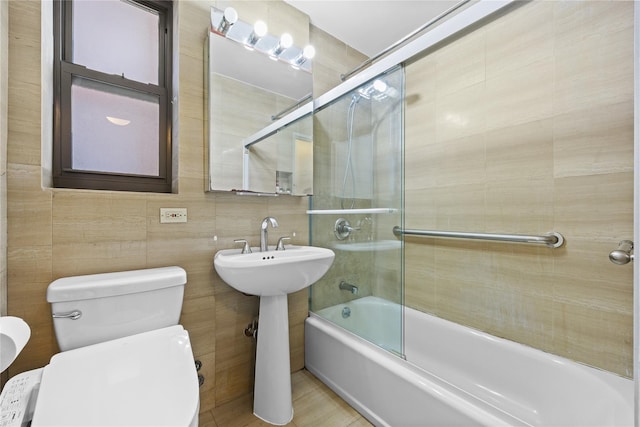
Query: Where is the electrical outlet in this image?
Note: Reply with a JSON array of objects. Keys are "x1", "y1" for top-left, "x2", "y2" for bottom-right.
[{"x1": 160, "y1": 208, "x2": 187, "y2": 223}]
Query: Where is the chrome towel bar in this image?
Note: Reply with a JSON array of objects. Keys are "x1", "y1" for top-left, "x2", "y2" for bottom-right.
[{"x1": 393, "y1": 226, "x2": 564, "y2": 249}]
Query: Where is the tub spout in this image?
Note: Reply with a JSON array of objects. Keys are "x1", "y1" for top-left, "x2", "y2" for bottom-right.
[{"x1": 339, "y1": 281, "x2": 358, "y2": 295}]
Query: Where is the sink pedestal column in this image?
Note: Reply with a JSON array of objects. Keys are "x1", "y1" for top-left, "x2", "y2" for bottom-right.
[{"x1": 253, "y1": 294, "x2": 293, "y2": 425}]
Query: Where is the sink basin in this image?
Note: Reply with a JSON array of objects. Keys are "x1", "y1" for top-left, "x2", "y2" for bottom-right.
[
  {"x1": 0, "y1": 316, "x2": 31, "y2": 373},
  {"x1": 214, "y1": 245, "x2": 335, "y2": 296}
]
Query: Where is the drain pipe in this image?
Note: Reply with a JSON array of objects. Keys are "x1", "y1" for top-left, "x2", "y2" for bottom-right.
[{"x1": 244, "y1": 318, "x2": 258, "y2": 339}]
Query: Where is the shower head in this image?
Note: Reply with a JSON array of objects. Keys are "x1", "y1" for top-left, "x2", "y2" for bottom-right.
[{"x1": 356, "y1": 79, "x2": 397, "y2": 101}]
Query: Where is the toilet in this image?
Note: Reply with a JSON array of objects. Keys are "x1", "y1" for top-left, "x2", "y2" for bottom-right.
[{"x1": 0, "y1": 266, "x2": 200, "y2": 427}]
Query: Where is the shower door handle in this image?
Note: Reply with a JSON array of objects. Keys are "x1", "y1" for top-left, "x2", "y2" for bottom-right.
[{"x1": 609, "y1": 240, "x2": 634, "y2": 265}]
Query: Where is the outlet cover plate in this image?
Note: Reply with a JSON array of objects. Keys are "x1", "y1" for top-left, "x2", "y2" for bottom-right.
[{"x1": 160, "y1": 208, "x2": 187, "y2": 223}]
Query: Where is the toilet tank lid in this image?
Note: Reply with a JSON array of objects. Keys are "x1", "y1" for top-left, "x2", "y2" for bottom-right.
[{"x1": 47, "y1": 266, "x2": 187, "y2": 303}]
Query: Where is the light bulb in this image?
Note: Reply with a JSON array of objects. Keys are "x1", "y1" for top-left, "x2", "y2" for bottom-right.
[
  {"x1": 270, "y1": 33, "x2": 293, "y2": 59},
  {"x1": 280, "y1": 33, "x2": 293, "y2": 49},
  {"x1": 302, "y1": 45, "x2": 315, "y2": 60},
  {"x1": 291, "y1": 45, "x2": 315, "y2": 69},
  {"x1": 215, "y1": 7, "x2": 237, "y2": 35},
  {"x1": 254, "y1": 20, "x2": 268, "y2": 37},
  {"x1": 246, "y1": 20, "x2": 268, "y2": 48},
  {"x1": 223, "y1": 7, "x2": 238, "y2": 25}
]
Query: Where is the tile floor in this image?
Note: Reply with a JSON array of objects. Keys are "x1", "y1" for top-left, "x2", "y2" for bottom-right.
[{"x1": 199, "y1": 370, "x2": 374, "y2": 427}]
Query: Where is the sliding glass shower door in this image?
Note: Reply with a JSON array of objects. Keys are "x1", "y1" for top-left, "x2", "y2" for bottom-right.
[{"x1": 309, "y1": 66, "x2": 404, "y2": 356}]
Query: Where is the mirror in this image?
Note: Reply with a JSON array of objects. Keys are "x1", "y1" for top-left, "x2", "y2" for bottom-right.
[
  {"x1": 206, "y1": 5, "x2": 313, "y2": 194},
  {"x1": 243, "y1": 103, "x2": 313, "y2": 195}
]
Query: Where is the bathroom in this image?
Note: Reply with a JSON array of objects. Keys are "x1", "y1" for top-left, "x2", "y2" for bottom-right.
[{"x1": 1, "y1": 1, "x2": 638, "y2": 426}]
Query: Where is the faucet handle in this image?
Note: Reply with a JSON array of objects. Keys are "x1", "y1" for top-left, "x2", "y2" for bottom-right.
[
  {"x1": 276, "y1": 237, "x2": 291, "y2": 251},
  {"x1": 234, "y1": 239, "x2": 252, "y2": 254}
]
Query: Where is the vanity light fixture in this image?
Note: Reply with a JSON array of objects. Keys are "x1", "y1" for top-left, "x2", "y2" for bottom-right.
[
  {"x1": 209, "y1": 6, "x2": 313, "y2": 73},
  {"x1": 214, "y1": 7, "x2": 238, "y2": 35},
  {"x1": 245, "y1": 20, "x2": 268, "y2": 50},
  {"x1": 269, "y1": 33, "x2": 293, "y2": 60}
]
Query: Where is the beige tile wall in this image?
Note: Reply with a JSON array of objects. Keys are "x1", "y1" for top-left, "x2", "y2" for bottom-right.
[
  {"x1": 310, "y1": 26, "x2": 366, "y2": 99},
  {"x1": 405, "y1": 1, "x2": 634, "y2": 377},
  {"x1": 1, "y1": 0, "x2": 8, "y2": 389},
  {"x1": 1, "y1": 0, "x2": 8, "y2": 324},
  {"x1": 5, "y1": 0, "x2": 313, "y2": 411}
]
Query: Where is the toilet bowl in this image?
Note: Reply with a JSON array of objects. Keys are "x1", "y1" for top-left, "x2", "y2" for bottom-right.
[{"x1": 0, "y1": 266, "x2": 200, "y2": 427}]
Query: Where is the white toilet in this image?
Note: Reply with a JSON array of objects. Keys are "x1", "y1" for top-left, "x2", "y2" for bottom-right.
[{"x1": 0, "y1": 266, "x2": 200, "y2": 427}]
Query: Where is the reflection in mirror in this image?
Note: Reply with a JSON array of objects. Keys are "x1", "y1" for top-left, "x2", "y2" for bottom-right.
[
  {"x1": 243, "y1": 104, "x2": 313, "y2": 195},
  {"x1": 206, "y1": 5, "x2": 313, "y2": 194}
]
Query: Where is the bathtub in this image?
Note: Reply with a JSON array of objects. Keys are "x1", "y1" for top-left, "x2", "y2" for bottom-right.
[{"x1": 305, "y1": 296, "x2": 634, "y2": 427}]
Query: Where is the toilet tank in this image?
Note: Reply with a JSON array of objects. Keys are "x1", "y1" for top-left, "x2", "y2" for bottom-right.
[{"x1": 47, "y1": 266, "x2": 187, "y2": 351}]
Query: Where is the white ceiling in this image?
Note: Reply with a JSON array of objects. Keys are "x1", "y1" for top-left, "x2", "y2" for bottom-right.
[{"x1": 284, "y1": 1, "x2": 459, "y2": 57}]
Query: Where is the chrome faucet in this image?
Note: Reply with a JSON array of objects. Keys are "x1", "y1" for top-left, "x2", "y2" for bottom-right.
[
  {"x1": 339, "y1": 280, "x2": 358, "y2": 295},
  {"x1": 260, "y1": 217, "x2": 279, "y2": 252}
]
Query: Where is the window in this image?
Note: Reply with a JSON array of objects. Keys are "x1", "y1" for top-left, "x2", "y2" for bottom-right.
[{"x1": 53, "y1": 0, "x2": 173, "y2": 193}]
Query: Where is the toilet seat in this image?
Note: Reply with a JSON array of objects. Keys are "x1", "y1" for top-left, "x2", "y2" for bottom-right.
[{"x1": 31, "y1": 325, "x2": 200, "y2": 427}]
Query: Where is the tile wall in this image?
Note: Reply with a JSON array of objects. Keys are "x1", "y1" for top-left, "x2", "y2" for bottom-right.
[
  {"x1": 1, "y1": 0, "x2": 8, "y2": 389},
  {"x1": 1, "y1": 0, "x2": 8, "y2": 326},
  {"x1": 3, "y1": 0, "x2": 340, "y2": 412},
  {"x1": 309, "y1": 26, "x2": 366, "y2": 99},
  {"x1": 404, "y1": 1, "x2": 634, "y2": 377}
]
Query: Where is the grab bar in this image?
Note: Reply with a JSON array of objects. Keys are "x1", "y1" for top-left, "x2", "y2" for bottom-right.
[{"x1": 393, "y1": 226, "x2": 564, "y2": 248}]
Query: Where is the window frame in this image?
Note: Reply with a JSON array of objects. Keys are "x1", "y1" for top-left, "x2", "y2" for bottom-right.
[{"x1": 53, "y1": 0, "x2": 173, "y2": 193}]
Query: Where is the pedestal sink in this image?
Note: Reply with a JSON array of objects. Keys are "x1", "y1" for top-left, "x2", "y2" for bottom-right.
[{"x1": 214, "y1": 245, "x2": 335, "y2": 425}]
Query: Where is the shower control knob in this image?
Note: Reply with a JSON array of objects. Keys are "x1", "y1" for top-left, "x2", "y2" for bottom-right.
[
  {"x1": 334, "y1": 218, "x2": 360, "y2": 240},
  {"x1": 609, "y1": 240, "x2": 634, "y2": 265}
]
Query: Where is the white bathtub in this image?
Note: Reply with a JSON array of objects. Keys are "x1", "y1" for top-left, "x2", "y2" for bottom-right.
[{"x1": 305, "y1": 296, "x2": 634, "y2": 427}]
